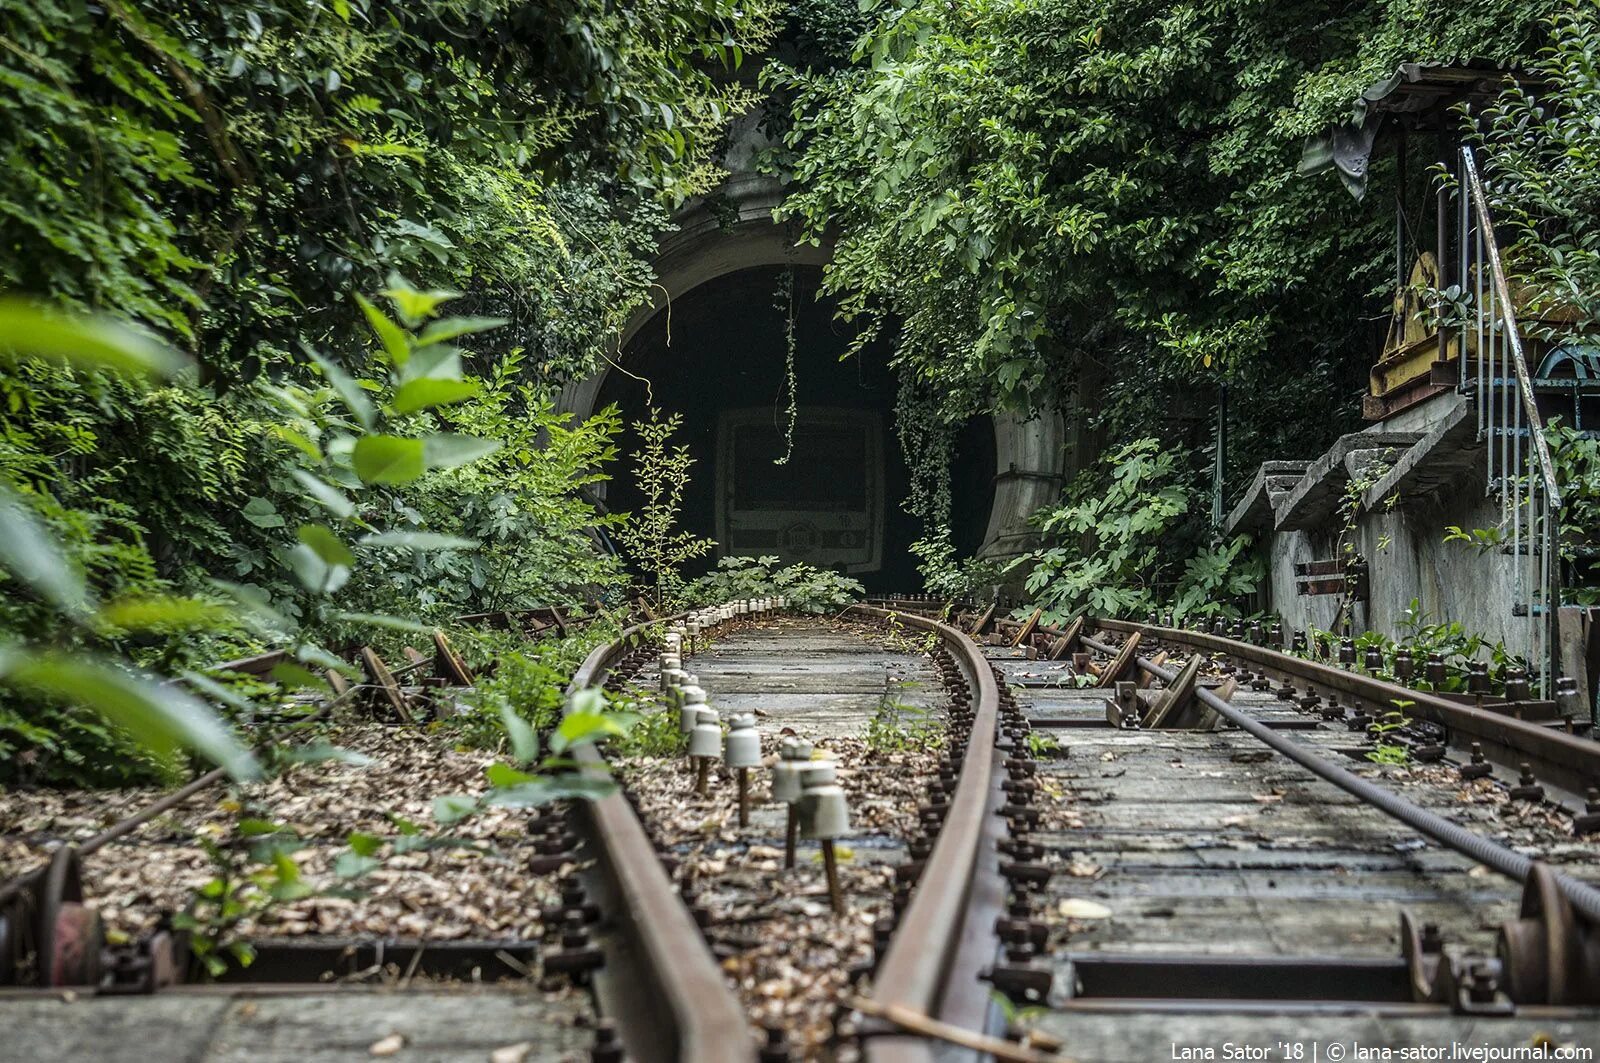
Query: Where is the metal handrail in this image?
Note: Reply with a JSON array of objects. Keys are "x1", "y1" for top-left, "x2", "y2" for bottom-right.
[
  {"x1": 1458, "y1": 145, "x2": 1563, "y2": 688},
  {"x1": 1460, "y1": 146, "x2": 1562, "y2": 505}
]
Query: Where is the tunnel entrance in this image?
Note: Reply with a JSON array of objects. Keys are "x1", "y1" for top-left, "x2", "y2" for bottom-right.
[{"x1": 594, "y1": 265, "x2": 994, "y2": 592}]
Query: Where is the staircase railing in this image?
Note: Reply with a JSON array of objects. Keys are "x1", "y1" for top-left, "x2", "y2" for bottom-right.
[{"x1": 1457, "y1": 145, "x2": 1563, "y2": 691}]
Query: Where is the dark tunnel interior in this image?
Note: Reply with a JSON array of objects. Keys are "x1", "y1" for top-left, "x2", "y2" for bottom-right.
[{"x1": 593, "y1": 265, "x2": 995, "y2": 592}]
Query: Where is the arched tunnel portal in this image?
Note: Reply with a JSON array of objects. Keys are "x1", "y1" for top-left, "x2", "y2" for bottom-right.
[{"x1": 559, "y1": 194, "x2": 1065, "y2": 592}]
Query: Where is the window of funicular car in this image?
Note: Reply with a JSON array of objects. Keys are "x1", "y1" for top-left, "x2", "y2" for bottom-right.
[{"x1": 731, "y1": 422, "x2": 870, "y2": 512}]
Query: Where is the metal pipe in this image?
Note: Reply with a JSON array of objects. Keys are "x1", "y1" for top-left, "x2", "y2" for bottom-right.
[
  {"x1": 1190, "y1": 681, "x2": 1600, "y2": 922},
  {"x1": 1092, "y1": 624, "x2": 1600, "y2": 922}
]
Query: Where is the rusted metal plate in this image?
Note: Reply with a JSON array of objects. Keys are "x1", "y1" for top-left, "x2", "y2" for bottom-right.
[
  {"x1": 1097, "y1": 631, "x2": 1142, "y2": 687},
  {"x1": 1009, "y1": 608, "x2": 1043, "y2": 648},
  {"x1": 432, "y1": 630, "x2": 475, "y2": 687},
  {"x1": 359, "y1": 647, "x2": 414, "y2": 724}
]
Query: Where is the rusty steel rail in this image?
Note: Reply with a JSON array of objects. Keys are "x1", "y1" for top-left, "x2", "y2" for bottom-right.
[
  {"x1": 1093, "y1": 618, "x2": 1600, "y2": 796},
  {"x1": 846, "y1": 603, "x2": 1005, "y2": 1063},
  {"x1": 562, "y1": 616, "x2": 753, "y2": 1063},
  {"x1": 1078, "y1": 619, "x2": 1600, "y2": 927}
]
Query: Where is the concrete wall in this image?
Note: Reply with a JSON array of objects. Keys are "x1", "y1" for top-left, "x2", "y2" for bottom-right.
[
  {"x1": 1258, "y1": 391, "x2": 1588, "y2": 695},
  {"x1": 1268, "y1": 484, "x2": 1530, "y2": 656}
]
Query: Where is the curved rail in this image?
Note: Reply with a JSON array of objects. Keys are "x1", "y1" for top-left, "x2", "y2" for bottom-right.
[
  {"x1": 1095, "y1": 618, "x2": 1600, "y2": 795},
  {"x1": 1079, "y1": 622, "x2": 1600, "y2": 925},
  {"x1": 563, "y1": 618, "x2": 753, "y2": 1063},
  {"x1": 846, "y1": 604, "x2": 1004, "y2": 1062}
]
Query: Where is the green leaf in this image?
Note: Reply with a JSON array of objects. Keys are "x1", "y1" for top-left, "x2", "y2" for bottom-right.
[
  {"x1": 0, "y1": 488, "x2": 90, "y2": 615},
  {"x1": 268, "y1": 851, "x2": 316, "y2": 901},
  {"x1": 306, "y1": 349, "x2": 375, "y2": 430},
  {"x1": 269, "y1": 660, "x2": 332, "y2": 691},
  {"x1": 96, "y1": 595, "x2": 229, "y2": 633},
  {"x1": 498, "y1": 703, "x2": 539, "y2": 765},
  {"x1": 0, "y1": 650, "x2": 258, "y2": 779},
  {"x1": 271, "y1": 427, "x2": 323, "y2": 463},
  {"x1": 286, "y1": 542, "x2": 351, "y2": 595},
  {"x1": 487, "y1": 775, "x2": 617, "y2": 806},
  {"x1": 390, "y1": 377, "x2": 480, "y2": 415},
  {"x1": 334, "y1": 851, "x2": 381, "y2": 880},
  {"x1": 485, "y1": 761, "x2": 538, "y2": 787},
  {"x1": 384, "y1": 276, "x2": 460, "y2": 326},
  {"x1": 209, "y1": 579, "x2": 291, "y2": 632},
  {"x1": 551, "y1": 710, "x2": 636, "y2": 754},
  {"x1": 422, "y1": 433, "x2": 500, "y2": 471},
  {"x1": 358, "y1": 531, "x2": 476, "y2": 551},
  {"x1": 0, "y1": 298, "x2": 190, "y2": 379},
  {"x1": 431, "y1": 793, "x2": 477, "y2": 825},
  {"x1": 180, "y1": 670, "x2": 259, "y2": 715},
  {"x1": 297, "y1": 524, "x2": 355, "y2": 567},
  {"x1": 281, "y1": 741, "x2": 375, "y2": 767},
  {"x1": 291, "y1": 471, "x2": 355, "y2": 520},
  {"x1": 347, "y1": 831, "x2": 383, "y2": 857},
  {"x1": 352, "y1": 435, "x2": 426, "y2": 484},
  {"x1": 354, "y1": 294, "x2": 411, "y2": 366},
  {"x1": 238, "y1": 818, "x2": 285, "y2": 836},
  {"x1": 416, "y1": 316, "x2": 509, "y2": 346},
  {"x1": 241, "y1": 496, "x2": 285, "y2": 529},
  {"x1": 330, "y1": 610, "x2": 435, "y2": 634}
]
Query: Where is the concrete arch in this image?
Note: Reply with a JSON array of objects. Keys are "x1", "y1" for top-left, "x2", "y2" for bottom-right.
[
  {"x1": 558, "y1": 174, "x2": 1065, "y2": 564},
  {"x1": 557, "y1": 174, "x2": 826, "y2": 421}
]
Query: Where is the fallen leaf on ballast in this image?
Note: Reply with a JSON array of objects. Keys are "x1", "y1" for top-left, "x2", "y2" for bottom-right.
[
  {"x1": 1058, "y1": 898, "x2": 1113, "y2": 920},
  {"x1": 490, "y1": 1042, "x2": 532, "y2": 1063},
  {"x1": 1099, "y1": 752, "x2": 1117, "y2": 762},
  {"x1": 1064, "y1": 859, "x2": 1102, "y2": 878},
  {"x1": 369, "y1": 1034, "x2": 405, "y2": 1057}
]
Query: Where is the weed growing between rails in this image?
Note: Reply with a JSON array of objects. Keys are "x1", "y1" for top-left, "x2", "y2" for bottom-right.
[
  {"x1": 1366, "y1": 702, "x2": 1414, "y2": 766},
  {"x1": 684, "y1": 555, "x2": 864, "y2": 613},
  {"x1": 866, "y1": 686, "x2": 943, "y2": 755},
  {"x1": 613, "y1": 409, "x2": 715, "y2": 612}
]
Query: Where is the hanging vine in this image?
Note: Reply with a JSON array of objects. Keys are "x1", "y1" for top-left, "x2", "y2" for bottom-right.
[{"x1": 772, "y1": 265, "x2": 799, "y2": 464}]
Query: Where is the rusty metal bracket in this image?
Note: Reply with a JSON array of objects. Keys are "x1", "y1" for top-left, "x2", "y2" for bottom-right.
[
  {"x1": 1096, "y1": 632, "x2": 1142, "y2": 688},
  {"x1": 360, "y1": 647, "x2": 415, "y2": 723},
  {"x1": 432, "y1": 629, "x2": 475, "y2": 687},
  {"x1": 1142, "y1": 656, "x2": 1204, "y2": 728},
  {"x1": 1010, "y1": 608, "x2": 1043, "y2": 648},
  {"x1": 1045, "y1": 617, "x2": 1083, "y2": 660},
  {"x1": 1107, "y1": 682, "x2": 1141, "y2": 728}
]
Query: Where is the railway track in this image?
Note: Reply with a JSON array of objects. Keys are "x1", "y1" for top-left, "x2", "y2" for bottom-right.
[{"x1": 3, "y1": 597, "x2": 1600, "y2": 1061}]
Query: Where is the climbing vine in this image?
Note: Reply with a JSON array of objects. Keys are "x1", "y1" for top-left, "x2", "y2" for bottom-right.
[{"x1": 772, "y1": 266, "x2": 799, "y2": 464}]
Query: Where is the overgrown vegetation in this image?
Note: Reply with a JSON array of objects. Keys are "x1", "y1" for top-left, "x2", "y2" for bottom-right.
[
  {"x1": 1014, "y1": 439, "x2": 1260, "y2": 624},
  {"x1": 683, "y1": 555, "x2": 863, "y2": 613},
  {"x1": 612, "y1": 409, "x2": 717, "y2": 610},
  {"x1": 0, "y1": 0, "x2": 778, "y2": 782},
  {"x1": 769, "y1": 0, "x2": 1579, "y2": 594},
  {"x1": 865, "y1": 689, "x2": 941, "y2": 755}
]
